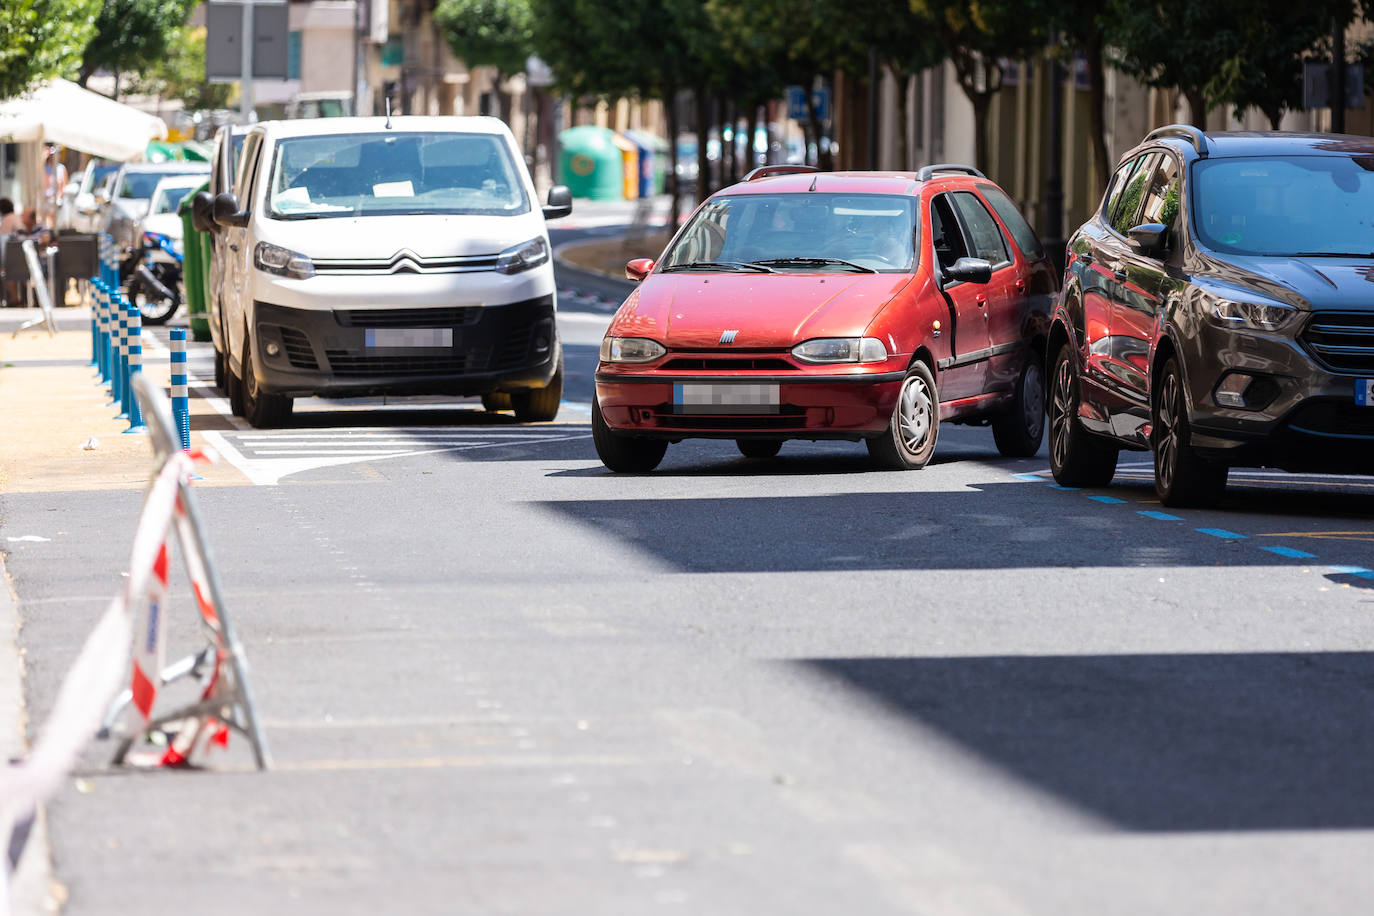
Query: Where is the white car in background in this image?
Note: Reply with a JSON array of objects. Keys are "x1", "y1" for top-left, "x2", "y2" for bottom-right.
[
  {"x1": 208, "y1": 116, "x2": 572, "y2": 428},
  {"x1": 140, "y1": 175, "x2": 206, "y2": 254},
  {"x1": 102, "y1": 161, "x2": 210, "y2": 252}
]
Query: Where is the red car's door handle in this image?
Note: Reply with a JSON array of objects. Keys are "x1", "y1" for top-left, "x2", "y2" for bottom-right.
[{"x1": 1014, "y1": 279, "x2": 1026, "y2": 293}]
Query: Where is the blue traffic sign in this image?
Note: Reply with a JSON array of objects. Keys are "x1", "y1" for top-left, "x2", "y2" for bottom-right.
[{"x1": 786, "y1": 86, "x2": 831, "y2": 123}]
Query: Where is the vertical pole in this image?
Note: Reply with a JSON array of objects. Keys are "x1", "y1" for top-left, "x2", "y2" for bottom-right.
[
  {"x1": 240, "y1": 0, "x2": 255, "y2": 121},
  {"x1": 1044, "y1": 41, "x2": 1067, "y2": 276},
  {"x1": 114, "y1": 296, "x2": 130, "y2": 418},
  {"x1": 89, "y1": 276, "x2": 100, "y2": 368},
  {"x1": 98, "y1": 283, "x2": 112, "y2": 386},
  {"x1": 1332, "y1": 19, "x2": 1347, "y2": 134},
  {"x1": 125, "y1": 301, "x2": 146, "y2": 433},
  {"x1": 171, "y1": 329, "x2": 190, "y2": 450}
]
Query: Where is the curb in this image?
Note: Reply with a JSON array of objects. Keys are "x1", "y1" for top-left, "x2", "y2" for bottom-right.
[{"x1": 0, "y1": 554, "x2": 57, "y2": 915}]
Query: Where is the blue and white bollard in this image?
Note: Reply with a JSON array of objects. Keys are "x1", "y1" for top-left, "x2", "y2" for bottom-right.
[
  {"x1": 89, "y1": 276, "x2": 100, "y2": 369},
  {"x1": 170, "y1": 329, "x2": 191, "y2": 450},
  {"x1": 95, "y1": 281, "x2": 111, "y2": 385},
  {"x1": 113, "y1": 295, "x2": 129, "y2": 418},
  {"x1": 124, "y1": 300, "x2": 146, "y2": 434}
]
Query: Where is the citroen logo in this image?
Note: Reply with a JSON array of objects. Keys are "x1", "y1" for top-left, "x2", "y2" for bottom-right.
[{"x1": 720, "y1": 329, "x2": 739, "y2": 344}]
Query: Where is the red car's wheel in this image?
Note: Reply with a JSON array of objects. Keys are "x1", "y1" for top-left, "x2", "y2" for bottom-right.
[
  {"x1": 867, "y1": 361, "x2": 939, "y2": 470},
  {"x1": 592, "y1": 396, "x2": 667, "y2": 473}
]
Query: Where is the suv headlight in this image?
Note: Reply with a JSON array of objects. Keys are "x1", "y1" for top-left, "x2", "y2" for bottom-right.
[
  {"x1": 600, "y1": 336, "x2": 666, "y2": 363},
  {"x1": 1206, "y1": 296, "x2": 1297, "y2": 331},
  {"x1": 496, "y1": 237, "x2": 549, "y2": 274},
  {"x1": 254, "y1": 242, "x2": 315, "y2": 279},
  {"x1": 791, "y1": 337, "x2": 888, "y2": 364}
]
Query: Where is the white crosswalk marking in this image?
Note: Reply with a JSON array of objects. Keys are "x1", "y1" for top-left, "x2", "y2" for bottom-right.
[{"x1": 203, "y1": 427, "x2": 591, "y2": 486}]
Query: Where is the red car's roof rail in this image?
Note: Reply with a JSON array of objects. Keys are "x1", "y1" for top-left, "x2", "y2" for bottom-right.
[
  {"x1": 916, "y1": 163, "x2": 987, "y2": 182},
  {"x1": 742, "y1": 165, "x2": 820, "y2": 181}
]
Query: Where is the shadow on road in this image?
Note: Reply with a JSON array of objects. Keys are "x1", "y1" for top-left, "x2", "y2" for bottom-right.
[{"x1": 804, "y1": 652, "x2": 1374, "y2": 831}]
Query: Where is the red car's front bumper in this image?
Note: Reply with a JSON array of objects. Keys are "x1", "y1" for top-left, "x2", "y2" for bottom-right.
[{"x1": 594, "y1": 369, "x2": 906, "y2": 439}]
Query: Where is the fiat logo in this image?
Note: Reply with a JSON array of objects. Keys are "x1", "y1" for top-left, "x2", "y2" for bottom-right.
[{"x1": 720, "y1": 330, "x2": 739, "y2": 344}]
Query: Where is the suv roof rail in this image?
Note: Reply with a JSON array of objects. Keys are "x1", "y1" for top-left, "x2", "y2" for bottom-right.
[
  {"x1": 741, "y1": 165, "x2": 820, "y2": 182},
  {"x1": 916, "y1": 163, "x2": 987, "y2": 182},
  {"x1": 1146, "y1": 123, "x2": 1209, "y2": 158}
]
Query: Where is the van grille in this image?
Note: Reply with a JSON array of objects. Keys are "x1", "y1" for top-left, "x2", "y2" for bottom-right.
[
  {"x1": 324, "y1": 348, "x2": 491, "y2": 377},
  {"x1": 1302, "y1": 312, "x2": 1374, "y2": 373},
  {"x1": 278, "y1": 326, "x2": 318, "y2": 370},
  {"x1": 335, "y1": 307, "x2": 482, "y2": 328}
]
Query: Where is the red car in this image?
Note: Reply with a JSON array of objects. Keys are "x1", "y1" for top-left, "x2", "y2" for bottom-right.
[{"x1": 592, "y1": 165, "x2": 1059, "y2": 472}]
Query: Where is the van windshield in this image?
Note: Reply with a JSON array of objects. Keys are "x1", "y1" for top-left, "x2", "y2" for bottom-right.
[{"x1": 267, "y1": 131, "x2": 529, "y2": 220}]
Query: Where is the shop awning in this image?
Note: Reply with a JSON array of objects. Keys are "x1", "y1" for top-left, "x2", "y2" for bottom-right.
[{"x1": 0, "y1": 79, "x2": 168, "y2": 161}]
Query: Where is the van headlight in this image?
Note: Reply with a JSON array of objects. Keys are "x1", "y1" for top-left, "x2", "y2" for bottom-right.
[
  {"x1": 600, "y1": 337, "x2": 666, "y2": 363},
  {"x1": 496, "y1": 237, "x2": 549, "y2": 274},
  {"x1": 254, "y1": 242, "x2": 315, "y2": 279},
  {"x1": 791, "y1": 337, "x2": 888, "y2": 364}
]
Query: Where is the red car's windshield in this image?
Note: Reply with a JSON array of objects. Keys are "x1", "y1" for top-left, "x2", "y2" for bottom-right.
[{"x1": 662, "y1": 193, "x2": 919, "y2": 273}]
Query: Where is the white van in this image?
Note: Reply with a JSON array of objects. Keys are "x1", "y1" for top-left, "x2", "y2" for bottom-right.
[{"x1": 206, "y1": 116, "x2": 571, "y2": 427}]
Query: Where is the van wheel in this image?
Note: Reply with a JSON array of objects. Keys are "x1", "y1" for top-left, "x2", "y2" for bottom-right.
[
  {"x1": 512, "y1": 348, "x2": 563, "y2": 422},
  {"x1": 482, "y1": 392, "x2": 512, "y2": 412},
  {"x1": 737, "y1": 439, "x2": 782, "y2": 459},
  {"x1": 242, "y1": 336, "x2": 293, "y2": 428},
  {"x1": 593, "y1": 396, "x2": 666, "y2": 473},
  {"x1": 1154, "y1": 356, "x2": 1227, "y2": 507},
  {"x1": 228, "y1": 364, "x2": 246, "y2": 417},
  {"x1": 992, "y1": 358, "x2": 1046, "y2": 458},
  {"x1": 867, "y1": 361, "x2": 939, "y2": 470},
  {"x1": 1047, "y1": 342, "x2": 1118, "y2": 487},
  {"x1": 213, "y1": 345, "x2": 226, "y2": 393}
]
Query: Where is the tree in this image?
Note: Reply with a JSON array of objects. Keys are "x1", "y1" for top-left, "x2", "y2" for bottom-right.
[
  {"x1": 126, "y1": 26, "x2": 232, "y2": 112},
  {"x1": 1110, "y1": 0, "x2": 1241, "y2": 128},
  {"x1": 1044, "y1": 0, "x2": 1114, "y2": 193},
  {"x1": 435, "y1": 0, "x2": 536, "y2": 120},
  {"x1": 79, "y1": 0, "x2": 196, "y2": 91},
  {"x1": 846, "y1": 0, "x2": 945, "y2": 169},
  {"x1": 0, "y1": 0, "x2": 99, "y2": 100},
  {"x1": 910, "y1": 0, "x2": 1046, "y2": 173}
]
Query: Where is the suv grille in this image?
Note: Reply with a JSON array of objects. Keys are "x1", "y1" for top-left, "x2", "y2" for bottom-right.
[
  {"x1": 1286, "y1": 400, "x2": 1374, "y2": 438},
  {"x1": 1302, "y1": 312, "x2": 1374, "y2": 373}
]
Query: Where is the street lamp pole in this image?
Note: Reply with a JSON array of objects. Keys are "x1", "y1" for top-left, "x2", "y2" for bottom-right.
[
  {"x1": 239, "y1": 0, "x2": 254, "y2": 120},
  {"x1": 1044, "y1": 42, "x2": 1066, "y2": 275}
]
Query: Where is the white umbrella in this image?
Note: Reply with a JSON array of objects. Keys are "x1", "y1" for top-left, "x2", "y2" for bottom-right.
[{"x1": 0, "y1": 79, "x2": 168, "y2": 162}]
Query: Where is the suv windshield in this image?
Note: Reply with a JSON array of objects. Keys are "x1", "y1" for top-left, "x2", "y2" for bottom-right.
[
  {"x1": 1193, "y1": 155, "x2": 1374, "y2": 256},
  {"x1": 661, "y1": 193, "x2": 918, "y2": 272},
  {"x1": 267, "y1": 131, "x2": 529, "y2": 219}
]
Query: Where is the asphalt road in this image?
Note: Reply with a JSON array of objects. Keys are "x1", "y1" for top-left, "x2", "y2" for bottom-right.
[{"x1": 4, "y1": 229, "x2": 1374, "y2": 913}]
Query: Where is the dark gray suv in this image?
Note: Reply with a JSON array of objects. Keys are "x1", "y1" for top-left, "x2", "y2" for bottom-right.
[{"x1": 1049, "y1": 125, "x2": 1374, "y2": 506}]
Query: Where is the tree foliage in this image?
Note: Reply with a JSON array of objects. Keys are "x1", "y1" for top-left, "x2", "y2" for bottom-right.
[
  {"x1": 435, "y1": 0, "x2": 536, "y2": 78},
  {"x1": 79, "y1": 0, "x2": 196, "y2": 85},
  {"x1": 126, "y1": 26, "x2": 232, "y2": 111},
  {"x1": 0, "y1": 0, "x2": 99, "y2": 100}
]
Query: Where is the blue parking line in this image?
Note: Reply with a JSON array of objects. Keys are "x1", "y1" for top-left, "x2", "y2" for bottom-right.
[
  {"x1": 1138, "y1": 510, "x2": 1182, "y2": 521},
  {"x1": 1329, "y1": 565, "x2": 1374, "y2": 578},
  {"x1": 1197, "y1": 527, "x2": 1246, "y2": 539},
  {"x1": 1012, "y1": 473, "x2": 1045, "y2": 481},
  {"x1": 1086, "y1": 495, "x2": 1126, "y2": 504},
  {"x1": 1049, "y1": 485, "x2": 1080, "y2": 491},
  {"x1": 1262, "y1": 546, "x2": 1318, "y2": 559}
]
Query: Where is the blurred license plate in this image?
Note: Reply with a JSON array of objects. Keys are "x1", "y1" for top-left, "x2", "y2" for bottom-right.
[
  {"x1": 674, "y1": 383, "x2": 780, "y2": 414},
  {"x1": 365, "y1": 328, "x2": 452, "y2": 348},
  {"x1": 1358, "y1": 379, "x2": 1374, "y2": 406}
]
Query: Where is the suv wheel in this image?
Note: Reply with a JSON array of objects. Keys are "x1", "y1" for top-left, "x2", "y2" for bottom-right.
[
  {"x1": 867, "y1": 361, "x2": 939, "y2": 470},
  {"x1": 992, "y1": 357, "x2": 1046, "y2": 458},
  {"x1": 1047, "y1": 342, "x2": 1118, "y2": 486},
  {"x1": 1153, "y1": 356, "x2": 1227, "y2": 507},
  {"x1": 592, "y1": 396, "x2": 666, "y2": 472}
]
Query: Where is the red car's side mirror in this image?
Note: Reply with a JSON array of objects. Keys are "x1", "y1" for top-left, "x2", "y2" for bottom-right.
[{"x1": 625, "y1": 258, "x2": 655, "y2": 281}]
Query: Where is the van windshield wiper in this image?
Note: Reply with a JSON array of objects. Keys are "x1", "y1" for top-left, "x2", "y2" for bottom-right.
[
  {"x1": 659, "y1": 260, "x2": 774, "y2": 273},
  {"x1": 748, "y1": 257, "x2": 876, "y2": 273}
]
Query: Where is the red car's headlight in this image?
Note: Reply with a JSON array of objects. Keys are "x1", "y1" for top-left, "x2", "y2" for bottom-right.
[
  {"x1": 791, "y1": 337, "x2": 887, "y2": 364},
  {"x1": 600, "y1": 336, "x2": 666, "y2": 363}
]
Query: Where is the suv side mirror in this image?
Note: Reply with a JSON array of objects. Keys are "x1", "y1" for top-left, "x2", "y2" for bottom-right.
[
  {"x1": 191, "y1": 191, "x2": 217, "y2": 233},
  {"x1": 943, "y1": 256, "x2": 993, "y2": 285},
  {"x1": 625, "y1": 258, "x2": 655, "y2": 281},
  {"x1": 543, "y1": 185, "x2": 573, "y2": 220},
  {"x1": 1127, "y1": 222, "x2": 1168, "y2": 258},
  {"x1": 213, "y1": 192, "x2": 248, "y2": 228}
]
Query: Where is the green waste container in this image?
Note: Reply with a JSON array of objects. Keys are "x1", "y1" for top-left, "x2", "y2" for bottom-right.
[
  {"x1": 558, "y1": 126, "x2": 627, "y2": 201},
  {"x1": 178, "y1": 180, "x2": 213, "y2": 342}
]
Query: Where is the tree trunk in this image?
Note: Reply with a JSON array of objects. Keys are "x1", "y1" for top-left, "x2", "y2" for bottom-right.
[
  {"x1": 890, "y1": 64, "x2": 910, "y2": 171},
  {"x1": 1085, "y1": 35, "x2": 1110, "y2": 192},
  {"x1": 970, "y1": 92, "x2": 990, "y2": 175},
  {"x1": 722, "y1": 97, "x2": 736, "y2": 184},
  {"x1": 666, "y1": 89, "x2": 682, "y2": 227},
  {"x1": 805, "y1": 88, "x2": 829, "y2": 170},
  {"x1": 1185, "y1": 87, "x2": 1208, "y2": 129},
  {"x1": 695, "y1": 88, "x2": 711, "y2": 202},
  {"x1": 745, "y1": 103, "x2": 759, "y2": 175}
]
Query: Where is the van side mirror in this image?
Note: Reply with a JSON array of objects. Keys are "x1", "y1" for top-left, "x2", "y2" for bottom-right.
[
  {"x1": 943, "y1": 257, "x2": 993, "y2": 285},
  {"x1": 1127, "y1": 222, "x2": 1168, "y2": 258},
  {"x1": 625, "y1": 258, "x2": 655, "y2": 281},
  {"x1": 213, "y1": 192, "x2": 248, "y2": 228},
  {"x1": 191, "y1": 191, "x2": 217, "y2": 233},
  {"x1": 543, "y1": 185, "x2": 572, "y2": 220}
]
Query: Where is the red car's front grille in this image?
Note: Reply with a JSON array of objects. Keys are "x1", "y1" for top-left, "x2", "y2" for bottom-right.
[
  {"x1": 659, "y1": 356, "x2": 796, "y2": 371},
  {"x1": 649, "y1": 405, "x2": 808, "y2": 430}
]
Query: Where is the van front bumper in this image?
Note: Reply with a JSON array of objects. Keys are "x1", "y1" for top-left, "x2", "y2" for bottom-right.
[{"x1": 250, "y1": 296, "x2": 558, "y2": 398}]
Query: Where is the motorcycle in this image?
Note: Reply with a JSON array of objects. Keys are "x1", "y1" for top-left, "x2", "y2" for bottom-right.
[{"x1": 121, "y1": 230, "x2": 183, "y2": 325}]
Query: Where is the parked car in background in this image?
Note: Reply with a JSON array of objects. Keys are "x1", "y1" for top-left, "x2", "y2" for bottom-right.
[
  {"x1": 61, "y1": 160, "x2": 120, "y2": 232},
  {"x1": 286, "y1": 92, "x2": 354, "y2": 119},
  {"x1": 593, "y1": 164, "x2": 1058, "y2": 472},
  {"x1": 101, "y1": 161, "x2": 210, "y2": 253},
  {"x1": 206, "y1": 116, "x2": 572, "y2": 427},
  {"x1": 1050, "y1": 125, "x2": 1374, "y2": 506}
]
